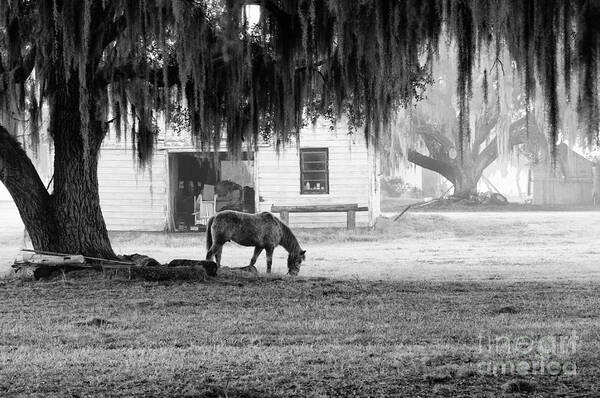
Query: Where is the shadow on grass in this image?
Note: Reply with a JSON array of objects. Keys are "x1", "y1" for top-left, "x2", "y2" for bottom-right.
[{"x1": 0, "y1": 274, "x2": 595, "y2": 396}]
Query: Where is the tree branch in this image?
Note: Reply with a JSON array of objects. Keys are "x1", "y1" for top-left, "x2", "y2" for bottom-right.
[
  {"x1": 0, "y1": 45, "x2": 37, "y2": 93},
  {"x1": 100, "y1": 15, "x2": 128, "y2": 50},
  {"x1": 0, "y1": 125, "x2": 48, "y2": 200},
  {"x1": 413, "y1": 124, "x2": 455, "y2": 150},
  {"x1": 96, "y1": 48, "x2": 314, "y2": 89},
  {"x1": 252, "y1": 0, "x2": 294, "y2": 22},
  {"x1": 472, "y1": 102, "x2": 500, "y2": 153},
  {"x1": 0, "y1": 125, "x2": 54, "y2": 248},
  {"x1": 407, "y1": 149, "x2": 457, "y2": 183},
  {"x1": 94, "y1": 62, "x2": 180, "y2": 88},
  {"x1": 475, "y1": 116, "x2": 531, "y2": 176}
]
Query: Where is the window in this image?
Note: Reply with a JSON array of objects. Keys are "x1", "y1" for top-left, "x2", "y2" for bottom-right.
[{"x1": 300, "y1": 148, "x2": 329, "y2": 194}]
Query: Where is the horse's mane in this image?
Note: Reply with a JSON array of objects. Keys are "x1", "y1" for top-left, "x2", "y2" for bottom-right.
[{"x1": 277, "y1": 219, "x2": 301, "y2": 254}]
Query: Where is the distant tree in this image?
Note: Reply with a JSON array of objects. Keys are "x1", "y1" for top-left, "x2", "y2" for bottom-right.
[
  {"x1": 0, "y1": 1, "x2": 598, "y2": 257},
  {"x1": 403, "y1": 48, "x2": 546, "y2": 198}
]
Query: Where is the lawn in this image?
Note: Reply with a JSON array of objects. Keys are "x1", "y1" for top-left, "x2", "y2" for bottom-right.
[
  {"x1": 2, "y1": 200, "x2": 600, "y2": 396},
  {"x1": 1, "y1": 275, "x2": 598, "y2": 396},
  {"x1": 0, "y1": 275, "x2": 600, "y2": 397}
]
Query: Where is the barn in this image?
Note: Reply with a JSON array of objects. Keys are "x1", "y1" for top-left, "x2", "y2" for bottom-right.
[
  {"x1": 531, "y1": 143, "x2": 597, "y2": 206},
  {"x1": 97, "y1": 119, "x2": 381, "y2": 231}
]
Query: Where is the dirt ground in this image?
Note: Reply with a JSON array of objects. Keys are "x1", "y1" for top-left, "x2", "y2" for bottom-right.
[{"x1": 2, "y1": 200, "x2": 600, "y2": 282}]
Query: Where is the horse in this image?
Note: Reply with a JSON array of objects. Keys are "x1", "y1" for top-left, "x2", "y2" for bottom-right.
[{"x1": 205, "y1": 210, "x2": 306, "y2": 275}]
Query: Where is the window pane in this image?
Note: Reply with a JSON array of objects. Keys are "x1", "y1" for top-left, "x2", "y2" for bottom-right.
[
  {"x1": 303, "y1": 181, "x2": 327, "y2": 191},
  {"x1": 300, "y1": 148, "x2": 328, "y2": 194},
  {"x1": 302, "y1": 152, "x2": 327, "y2": 162},
  {"x1": 302, "y1": 172, "x2": 327, "y2": 181},
  {"x1": 303, "y1": 161, "x2": 326, "y2": 171}
]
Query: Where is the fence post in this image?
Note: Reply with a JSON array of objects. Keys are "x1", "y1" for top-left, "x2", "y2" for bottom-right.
[
  {"x1": 347, "y1": 210, "x2": 356, "y2": 229},
  {"x1": 280, "y1": 211, "x2": 289, "y2": 225}
]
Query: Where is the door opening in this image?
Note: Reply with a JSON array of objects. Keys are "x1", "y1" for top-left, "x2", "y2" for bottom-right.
[{"x1": 169, "y1": 152, "x2": 255, "y2": 231}]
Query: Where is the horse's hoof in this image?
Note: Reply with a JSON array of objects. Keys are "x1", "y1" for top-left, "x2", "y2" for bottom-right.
[{"x1": 241, "y1": 265, "x2": 258, "y2": 274}]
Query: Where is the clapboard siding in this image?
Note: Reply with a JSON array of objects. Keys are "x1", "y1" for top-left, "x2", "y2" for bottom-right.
[
  {"x1": 96, "y1": 120, "x2": 376, "y2": 231},
  {"x1": 257, "y1": 122, "x2": 371, "y2": 228},
  {"x1": 98, "y1": 147, "x2": 168, "y2": 231}
]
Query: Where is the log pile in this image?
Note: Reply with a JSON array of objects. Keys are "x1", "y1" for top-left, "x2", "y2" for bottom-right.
[{"x1": 11, "y1": 249, "x2": 217, "y2": 281}]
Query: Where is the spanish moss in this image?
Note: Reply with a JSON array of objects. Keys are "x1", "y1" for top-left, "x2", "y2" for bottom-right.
[{"x1": 1, "y1": 0, "x2": 599, "y2": 165}]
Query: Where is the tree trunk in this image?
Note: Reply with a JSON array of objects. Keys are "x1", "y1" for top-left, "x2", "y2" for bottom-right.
[
  {"x1": 47, "y1": 74, "x2": 114, "y2": 258},
  {"x1": 452, "y1": 169, "x2": 480, "y2": 198},
  {"x1": 407, "y1": 149, "x2": 482, "y2": 199},
  {"x1": 0, "y1": 71, "x2": 115, "y2": 259}
]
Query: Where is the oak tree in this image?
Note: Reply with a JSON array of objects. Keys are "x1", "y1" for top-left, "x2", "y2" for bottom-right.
[{"x1": 0, "y1": 1, "x2": 598, "y2": 256}]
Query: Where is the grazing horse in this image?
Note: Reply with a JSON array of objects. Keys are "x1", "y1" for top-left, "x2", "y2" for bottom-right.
[{"x1": 205, "y1": 210, "x2": 306, "y2": 275}]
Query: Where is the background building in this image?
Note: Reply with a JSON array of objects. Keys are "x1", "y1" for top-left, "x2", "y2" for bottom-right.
[{"x1": 97, "y1": 120, "x2": 381, "y2": 231}]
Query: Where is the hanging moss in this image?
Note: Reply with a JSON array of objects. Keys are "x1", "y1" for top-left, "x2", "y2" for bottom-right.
[
  {"x1": 482, "y1": 69, "x2": 488, "y2": 106},
  {"x1": 1, "y1": 0, "x2": 600, "y2": 166},
  {"x1": 576, "y1": 0, "x2": 600, "y2": 146},
  {"x1": 562, "y1": 1, "x2": 572, "y2": 102}
]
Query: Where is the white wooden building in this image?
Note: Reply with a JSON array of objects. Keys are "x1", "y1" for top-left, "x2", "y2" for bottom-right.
[{"x1": 97, "y1": 119, "x2": 381, "y2": 231}]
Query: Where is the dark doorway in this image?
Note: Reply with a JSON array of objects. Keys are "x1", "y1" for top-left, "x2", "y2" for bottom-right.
[{"x1": 169, "y1": 152, "x2": 255, "y2": 231}]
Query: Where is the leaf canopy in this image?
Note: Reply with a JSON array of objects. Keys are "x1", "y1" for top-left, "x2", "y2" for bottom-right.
[{"x1": 0, "y1": 0, "x2": 598, "y2": 163}]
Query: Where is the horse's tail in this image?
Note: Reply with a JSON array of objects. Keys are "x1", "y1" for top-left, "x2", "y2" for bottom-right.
[{"x1": 206, "y1": 216, "x2": 215, "y2": 251}]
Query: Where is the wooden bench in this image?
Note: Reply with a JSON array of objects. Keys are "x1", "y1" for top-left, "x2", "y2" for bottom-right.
[{"x1": 271, "y1": 204, "x2": 368, "y2": 229}]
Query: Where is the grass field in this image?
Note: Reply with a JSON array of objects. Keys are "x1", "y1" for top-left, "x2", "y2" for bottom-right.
[
  {"x1": 1, "y1": 276, "x2": 598, "y2": 396},
  {"x1": 2, "y1": 200, "x2": 600, "y2": 396}
]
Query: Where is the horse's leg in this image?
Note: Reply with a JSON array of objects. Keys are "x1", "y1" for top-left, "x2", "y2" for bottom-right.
[
  {"x1": 249, "y1": 246, "x2": 263, "y2": 267},
  {"x1": 214, "y1": 245, "x2": 223, "y2": 267},
  {"x1": 265, "y1": 246, "x2": 274, "y2": 273},
  {"x1": 206, "y1": 242, "x2": 223, "y2": 266}
]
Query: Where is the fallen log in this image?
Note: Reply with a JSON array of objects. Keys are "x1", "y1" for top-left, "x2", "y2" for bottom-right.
[
  {"x1": 13, "y1": 249, "x2": 218, "y2": 281},
  {"x1": 167, "y1": 259, "x2": 218, "y2": 276},
  {"x1": 21, "y1": 248, "x2": 135, "y2": 266},
  {"x1": 394, "y1": 187, "x2": 453, "y2": 221},
  {"x1": 118, "y1": 253, "x2": 160, "y2": 267},
  {"x1": 129, "y1": 266, "x2": 208, "y2": 281}
]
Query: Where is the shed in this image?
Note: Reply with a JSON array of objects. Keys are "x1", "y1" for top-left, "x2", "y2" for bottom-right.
[
  {"x1": 97, "y1": 119, "x2": 381, "y2": 231},
  {"x1": 532, "y1": 143, "x2": 594, "y2": 206}
]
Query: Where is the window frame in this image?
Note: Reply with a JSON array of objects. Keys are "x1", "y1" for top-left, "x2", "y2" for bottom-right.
[{"x1": 299, "y1": 147, "x2": 329, "y2": 195}]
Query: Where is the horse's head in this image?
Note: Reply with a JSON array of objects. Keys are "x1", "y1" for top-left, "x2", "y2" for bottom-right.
[{"x1": 287, "y1": 249, "x2": 306, "y2": 276}]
